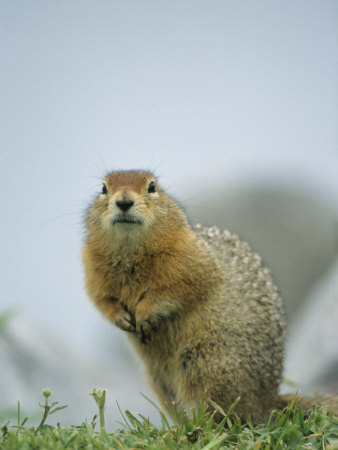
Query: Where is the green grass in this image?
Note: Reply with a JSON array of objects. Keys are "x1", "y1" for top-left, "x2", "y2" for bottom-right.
[{"x1": 1, "y1": 390, "x2": 338, "y2": 449}]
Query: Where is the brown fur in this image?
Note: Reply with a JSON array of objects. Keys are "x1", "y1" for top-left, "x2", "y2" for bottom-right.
[
  {"x1": 82, "y1": 170, "x2": 335, "y2": 423},
  {"x1": 277, "y1": 395, "x2": 338, "y2": 413}
]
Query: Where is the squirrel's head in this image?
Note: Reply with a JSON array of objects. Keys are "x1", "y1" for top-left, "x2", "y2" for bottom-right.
[{"x1": 85, "y1": 170, "x2": 187, "y2": 244}]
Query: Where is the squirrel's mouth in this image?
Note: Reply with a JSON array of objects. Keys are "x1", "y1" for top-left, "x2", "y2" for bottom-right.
[{"x1": 112, "y1": 214, "x2": 143, "y2": 225}]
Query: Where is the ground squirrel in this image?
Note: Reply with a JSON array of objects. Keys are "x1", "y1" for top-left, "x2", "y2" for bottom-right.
[{"x1": 82, "y1": 169, "x2": 286, "y2": 423}]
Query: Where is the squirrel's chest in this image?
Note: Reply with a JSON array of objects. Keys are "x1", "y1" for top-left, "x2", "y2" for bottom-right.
[{"x1": 99, "y1": 255, "x2": 153, "y2": 301}]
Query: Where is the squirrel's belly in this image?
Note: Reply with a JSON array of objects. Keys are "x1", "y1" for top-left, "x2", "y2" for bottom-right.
[
  {"x1": 127, "y1": 314, "x2": 193, "y2": 398},
  {"x1": 127, "y1": 295, "x2": 284, "y2": 419},
  {"x1": 127, "y1": 309, "x2": 226, "y2": 404}
]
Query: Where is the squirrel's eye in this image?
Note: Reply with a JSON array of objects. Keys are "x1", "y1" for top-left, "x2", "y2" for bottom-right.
[
  {"x1": 102, "y1": 183, "x2": 107, "y2": 194},
  {"x1": 148, "y1": 181, "x2": 156, "y2": 193}
]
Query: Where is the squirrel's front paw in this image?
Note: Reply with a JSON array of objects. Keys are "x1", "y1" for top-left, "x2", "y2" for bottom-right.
[
  {"x1": 115, "y1": 306, "x2": 136, "y2": 333},
  {"x1": 134, "y1": 300, "x2": 160, "y2": 344},
  {"x1": 135, "y1": 293, "x2": 174, "y2": 344},
  {"x1": 136, "y1": 316, "x2": 159, "y2": 344}
]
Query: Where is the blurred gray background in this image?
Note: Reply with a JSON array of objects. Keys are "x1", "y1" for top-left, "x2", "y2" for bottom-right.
[{"x1": 1, "y1": 0, "x2": 337, "y2": 429}]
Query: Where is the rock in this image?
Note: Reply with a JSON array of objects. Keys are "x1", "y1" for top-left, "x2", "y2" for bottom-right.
[{"x1": 284, "y1": 258, "x2": 338, "y2": 394}]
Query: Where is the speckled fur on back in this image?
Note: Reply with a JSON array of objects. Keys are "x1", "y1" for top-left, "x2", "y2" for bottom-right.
[
  {"x1": 82, "y1": 170, "x2": 286, "y2": 423},
  {"x1": 191, "y1": 225, "x2": 284, "y2": 421}
]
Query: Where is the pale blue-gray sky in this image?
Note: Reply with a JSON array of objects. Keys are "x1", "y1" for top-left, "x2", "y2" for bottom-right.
[{"x1": 1, "y1": 0, "x2": 337, "y2": 356}]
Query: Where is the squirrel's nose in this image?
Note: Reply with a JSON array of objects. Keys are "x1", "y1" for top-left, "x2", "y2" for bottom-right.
[{"x1": 116, "y1": 200, "x2": 134, "y2": 212}]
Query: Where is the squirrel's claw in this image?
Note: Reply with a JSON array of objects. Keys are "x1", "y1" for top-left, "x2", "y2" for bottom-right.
[
  {"x1": 139, "y1": 323, "x2": 152, "y2": 344},
  {"x1": 116, "y1": 311, "x2": 136, "y2": 332},
  {"x1": 137, "y1": 317, "x2": 159, "y2": 344}
]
